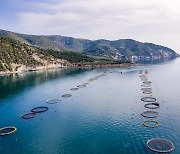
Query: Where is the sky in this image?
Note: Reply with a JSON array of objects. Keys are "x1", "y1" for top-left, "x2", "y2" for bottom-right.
[{"x1": 0, "y1": 0, "x2": 180, "y2": 53}]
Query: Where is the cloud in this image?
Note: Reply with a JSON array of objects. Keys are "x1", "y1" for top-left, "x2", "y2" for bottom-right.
[{"x1": 17, "y1": 0, "x2": 180, "y2": 52}]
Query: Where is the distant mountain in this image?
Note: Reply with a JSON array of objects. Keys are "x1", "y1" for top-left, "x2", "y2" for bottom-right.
[{"x1": 0, "y1": 29, "x2": 179, "y2": 60}]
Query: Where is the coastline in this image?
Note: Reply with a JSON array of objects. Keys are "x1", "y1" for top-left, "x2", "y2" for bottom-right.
[
  {"x1": 72, "y1": 63, "x2": 134, "y2": 68},
  {"x1": 0, "y1": 62, "x2": 134, "y2": 76},
  {"x1": 0, "y1": 64, "x2": 68, "y2": 76}
]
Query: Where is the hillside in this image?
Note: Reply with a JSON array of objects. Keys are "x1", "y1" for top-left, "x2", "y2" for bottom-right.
[
  {"x1": 0, "y1": 29, "x2": 179, "y2": 60},
  {"x1": 0, "y1": 36, "x2": 126, "y2": 74},
  {"x1": 0, "y1": 37, "x2": 73, "y2": 73}
]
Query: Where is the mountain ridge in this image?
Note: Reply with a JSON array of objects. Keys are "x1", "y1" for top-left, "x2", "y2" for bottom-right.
[{"x1": 0, "y1": 29, "x2": 179, "y2": 60}]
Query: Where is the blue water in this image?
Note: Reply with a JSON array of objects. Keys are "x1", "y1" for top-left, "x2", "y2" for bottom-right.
[{"x1": 0, "y1": 59, "x2": 180, "y2": 154}]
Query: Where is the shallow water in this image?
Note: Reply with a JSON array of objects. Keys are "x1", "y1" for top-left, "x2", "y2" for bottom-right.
[{"x1": 0, "y1": 58, "x2": 180, "y2": 154}]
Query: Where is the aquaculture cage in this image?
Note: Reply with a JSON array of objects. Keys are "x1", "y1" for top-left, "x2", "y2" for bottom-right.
[
  {"x1": 141, "y1": 84, "x2": 151, "y2": 87},
  {"x1": 143, "y1": 120, "x2": 159, "y2": 128},
  {"x1": 145, "y1": 70, "x2": 148, "y2": 74},
  {"x1": 141, "y1": 111, "x2": 159, "y2": 118},
  {"x1": 88, "y1": 79, "x2": 94, "y2": 82},
  {"x1": 143, "y1": 91, "x2": 152, "y2": 94},
  {"x1": 62, "y1": 94, "x2": 72, "y2": 98},
  {"x1": 143, "y1": 81, "x2": 151, "y2": 84},
  {"x1": 0, "y1": 126, "x2": 17, "y2": 136},
  {"x1": 141, "y1": 97, "x2": 156, "y2": 102},
  {"x1": 77, "y1": 85, "x2": 86, "y2": 88},
  {"x1": 31, "y1": 107, "x2": 48, "y2": 113},
  {"x1": 141, "y1": 88, "x2": 152, "y2": 91},
  {"x1": 70, "y1": 88, "x2": 79, "y2": 91},
  {"x1": 147, "y1": 138, "x2": 174, "y2": 153},
  {"x1": 145, "y1": 103, "x2": 160, "y2": 109},
  {"x1": 139, "y1": 70, "x2": 143, "y2": 74},
  {"x1": 46, "y1": 99, "x2": 61, "y2": 104},
  {"x1": 22, "y1": 112, "x2": 37, "y2": 119}
]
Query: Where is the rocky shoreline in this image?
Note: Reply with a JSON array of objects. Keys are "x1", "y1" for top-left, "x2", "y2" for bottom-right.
[
  {"x1": 0, "y1": 62, "x2": 134, "y2": 76},
  {"x1": 72, "y1": 63, "x2": 134, "y2": 68}
]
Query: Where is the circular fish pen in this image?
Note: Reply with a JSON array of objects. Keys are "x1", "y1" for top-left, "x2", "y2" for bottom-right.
[
  {"x1": 143, "y1": 91, "x2": 152, "y2": 94},
  {"x1": 145, "y1": 103, "x2": 160, "y2": 109},
  {"x1": 77, "y1": 85, "x2": 86, "y2": 88},
  {"x1": 31, "y1": 107, "x2": 48, "y2": 113},
  {"x1": 46, "y1": 99, "x2": 61, "y2": 104},
  {"x1": 62, "y1": 94, "x2": 72, "y2": 98},
  {"x1": 0, "y1": 126, "x2": 17, "y2": 136},
  {"x1": 145, "y1": 70, "x2": 148, "y2": 74},
  {"x1": 147, "y1": 138, "x2": 174, "y2": 153},
  {"x1": 141, "y1": 88, "x2": 152, "y2": 91},
  {"x1": 141, "y1": 97, "x2": 156, "y2": 102},
  {"x1": 141, "y1": 111, "x2": 159, "y2": 118},
  {"x1": 139, "y1": 70, "x2": 143, "y2": 74},
  {"x1": 141, "y1": 84, "x2": 151, "y2": 87},
  {"x1": 143, "y1": 120, "x2": 159, "y2": 128},
  {"x1": 88, "y1": 79, "x2": 94, "y2": 82},
  {"x1": 22, "y1": 112, "x2": 37, "y2": 119},
  {"x1": 70, "y1": 88, "x2": 78, "y2": 91},
  {"x1": 143, "y1": 81, "x2": 151, "y2": 84}
]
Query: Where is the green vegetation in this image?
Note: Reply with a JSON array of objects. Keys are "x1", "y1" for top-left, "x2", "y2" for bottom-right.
[
  {"x1": 0, "y1": 36, "x2": 127, "y2": 73},
  {"x1": 0, "y1": 37, "x2": 43, "y2": 71},
  {"x1": 0, "y1": 29, "x2": 178, "y2": 60},
  {"x1": 46, "y1": 50, "x2": 95, "y2": 63},
  {"x1": 45, "y1": 50, "x2": 128, "y2": 66}
]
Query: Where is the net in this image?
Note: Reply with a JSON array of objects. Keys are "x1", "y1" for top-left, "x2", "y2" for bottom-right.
[
  {"x1": 143, "y1": 81, "x2": 151, "y2": 84},
  {"x1": 139, "y1": 70, "x2": 143, "y2": 74},
  {"x1": 145, "y1": 103, "x2": 160, "y2": 109},
  {"x1": 46, "y1": 99, "x2": 61, "y2": 104},
  {"x1": 141, "y1": 111, "x2": 159, "y2": 118},
  {"x1": 143, "y1": 120, "x2": 159, "y2": 128},
  {"x1": 141, "y1": 97, "x2": 156, "y2": 102},
  {"x1": 77, "y1": 85, "x2": 86, "y2": 88},
  {"x1": 31, "y1": 107, "x2": 48, "y2": 113},
  {"x1": 88, "y1": 79, "x2": 94, "y2": 82},
  {"x1": 22, "y1": 112, "x2": 37, "y2": 119},
  {"x1": 143, "y1": 91, "x2": 152, "y2": 94},
  {"x1": 141, "y1": 88, "x2": 152, "y2": 91},
  {"x1": 145, "y1": 70, "x2": 148, "y2": 74},
  {"x1": 141, "y1": 84, "x2": 151, "y2": 87},
  {"x1": 70, "y1": 88, "x2": 78, "y2": 91},
  {"x1": 147, "y1": 138, "x2": 174, "y2": 153},
  {"x1": 0, "y1": 126, "x2": 17, "y2": 136},
  {"x1": 62, "y1": 94, "x2": 72, "y2": 98}
]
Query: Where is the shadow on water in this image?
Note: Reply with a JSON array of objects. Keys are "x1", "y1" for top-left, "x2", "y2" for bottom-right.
[{"x1": 0, "y1": 68, "x2": 89, "y2": 100}]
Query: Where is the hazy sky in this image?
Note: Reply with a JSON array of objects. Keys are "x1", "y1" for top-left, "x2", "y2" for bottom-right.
[{"x1": 0, "y1": 0, "x2": 180, "y2": 53}]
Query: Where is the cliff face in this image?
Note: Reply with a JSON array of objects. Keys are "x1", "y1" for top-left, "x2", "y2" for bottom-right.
[
  {"x1": 0, "y1": 29, "x2": 179, "y2": 60},
  {"x1": 0, "y1": 37, "x2": 71, "y2": 74}
]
